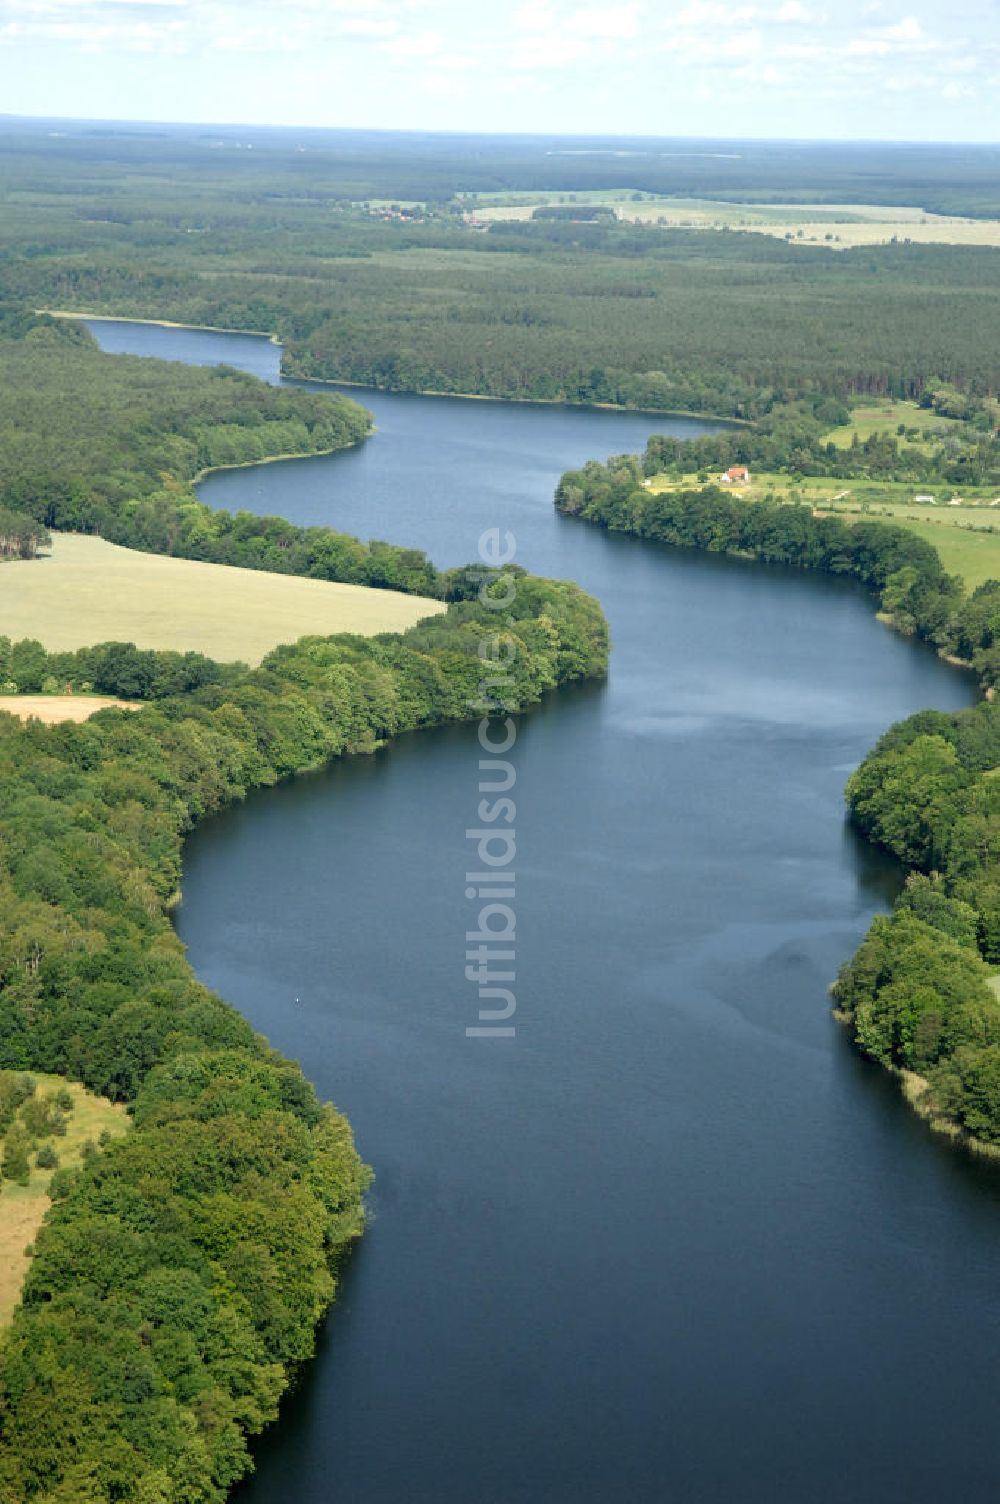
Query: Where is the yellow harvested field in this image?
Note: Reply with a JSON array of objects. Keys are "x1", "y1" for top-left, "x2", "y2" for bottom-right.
[
  {"x1": 2, "y1": 534, "x2": 446, "y2": 664},
  {"x1": 470, "y1": 196, "x2": 1000, "y2": 249},
  {"x1": 0, "y1": 1075, "x2": 129, "y2": 1326},
  {"x1": 0, "y1": 694, "x2": 140, "y2": 724},
  {"x1": 739, "y1": 219, "x2": 1000, "y2": 250}
]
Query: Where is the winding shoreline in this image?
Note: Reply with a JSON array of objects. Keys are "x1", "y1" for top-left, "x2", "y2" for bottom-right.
[
  {"x1": 190, "y1": 436, "x2": 373, "y2": 486},
  {"x1": 38, "y1": 308, "x2": 285, "y2": 345}
]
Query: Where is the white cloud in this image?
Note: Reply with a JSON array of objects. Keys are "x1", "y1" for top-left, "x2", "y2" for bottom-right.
[
  {"x1": 0, "y1": 0, "x2": 415, "y2": 53},
  {"x1": 511, "y1": 2, "x2": 553, "y2": 32},
  {"x1": 672, "y1": 1, "x2": 757, "y2": 24},
  {"x1": 572, "y1": 3, "x2": 641, "y2": 38},
  {"x1": 847, "y1": 36, "x2": 890, "y2": 52},
  {"x1": 382, "y1": 29, "x2": 442, "y2": 58},
  {"x1": 340, "y1": 17, "x2": 399, "y2": 38},
  {"x1": 507, "y1": 1, "x2": 644, "y2": 71},
  {"x1": 662, "y1": 23, "x2": 764, "y2": 62},
  {"x1": 773, "y1": 1, "x2": 820, "y2": 20},
  {"x1": 882, "y1": 14, "x2": 924, "y2": 39},
  {"x1": 720, "y1": 27, "x2": 765, "y2": 55},
  {"x1": 846, "y1": 13, "x2": 937, "y2": 55},
  {"x1": 510, "y1": 35, "x2": 591, "y2": 69}
]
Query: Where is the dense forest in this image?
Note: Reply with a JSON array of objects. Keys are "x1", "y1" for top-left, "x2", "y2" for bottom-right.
[
  {"x1": 0, "y1": 572, "x2": 609, "y2": 1501},
  {"x1": 555, "y1": 444, "x2": 1000, "y2": 1143},
  {"x1": 3, "y1": 122, "x2": 1000, "y2": 215},
  {"x1": 3, "y1": 128, "x2": 1000, "y2": 418}
]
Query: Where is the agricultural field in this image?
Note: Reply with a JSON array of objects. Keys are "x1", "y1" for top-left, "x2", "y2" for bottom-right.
[
  {"x1": 465, "y1": 192, "x2": 1000, "y2": 249},
  {"x1": 645, "y1": 471, "x2": 1000, "y2": 590},
  {"x1": 2, "y1": 534, "x2": 446, "y2": 664},
  {"x1": 0, "y1": 1074, "x2": 129, "y2": 1325}
]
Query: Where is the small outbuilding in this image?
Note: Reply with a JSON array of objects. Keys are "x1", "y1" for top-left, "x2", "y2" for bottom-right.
[{"x1": 721, "y1": 465, "x2": 751, "y2": 486}]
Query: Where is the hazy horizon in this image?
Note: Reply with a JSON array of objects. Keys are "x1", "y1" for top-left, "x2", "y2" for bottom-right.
[{"x1": 2, "y1": 113, "x2": 997, "y2": 151}]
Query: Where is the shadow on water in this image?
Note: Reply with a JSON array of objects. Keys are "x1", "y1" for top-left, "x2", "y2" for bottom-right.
[
  {"x1": 841, "y1": 817, "x2": 911, "y2": 912},
  {"x1": 231, "y1": 1241, "x2": 371, "y2": 1500},
  {"x1": 831, "y1": 1027, "x2": 1000, "y2": 1202}
]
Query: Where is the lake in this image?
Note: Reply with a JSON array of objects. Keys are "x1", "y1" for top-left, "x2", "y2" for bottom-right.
[{"x1": 89, "y1": 319, "x2": 1000, "y2": 1504}]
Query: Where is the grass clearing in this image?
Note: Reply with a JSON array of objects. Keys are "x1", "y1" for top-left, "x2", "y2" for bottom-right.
[
  {"x1": 820, "y1": 400, "x2": 962, "y2": 449},
  {"x1": 0, "y1": 1075, "x2": 129, "y2": 1326},
  {"x1": 2, "y1": 534, "x2": 446, "y2": 664},
  {"x1": 865, "y1": 516, "x2": 1000, "y2": 591}
]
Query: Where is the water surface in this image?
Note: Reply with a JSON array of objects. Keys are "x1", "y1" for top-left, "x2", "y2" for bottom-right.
[{"x1": 89, "y1": 320, "x2": 996, "y2": 1504}]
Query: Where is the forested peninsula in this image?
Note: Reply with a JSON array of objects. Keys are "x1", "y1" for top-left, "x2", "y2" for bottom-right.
[
  {"x1": 0, "y1": 313, "x2": 456, "y2": 599},
  {"x1": 0, "y1": 571, "x2": 608, "y2": 1500},
  {"x1": 556, "y1": 416, "x2": 1000, "y2": 1149}
]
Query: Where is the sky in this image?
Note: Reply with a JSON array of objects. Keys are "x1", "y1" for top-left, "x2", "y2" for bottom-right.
[{"x1": 0, "y1": 0, "x2": 998, "y2": 143}]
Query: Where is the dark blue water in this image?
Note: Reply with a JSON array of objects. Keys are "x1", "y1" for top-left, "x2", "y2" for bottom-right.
[
  {"x1": 89, "y1": 320, "x2": 997, "y2": 1504},
  {"x1": 85, "y1": 317, "x2": 284, "y2": 382}
]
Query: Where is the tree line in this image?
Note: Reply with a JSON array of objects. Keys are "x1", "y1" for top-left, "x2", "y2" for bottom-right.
[{"x1": 0, "y1": 638, "x2": 232, "y2": 700}]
